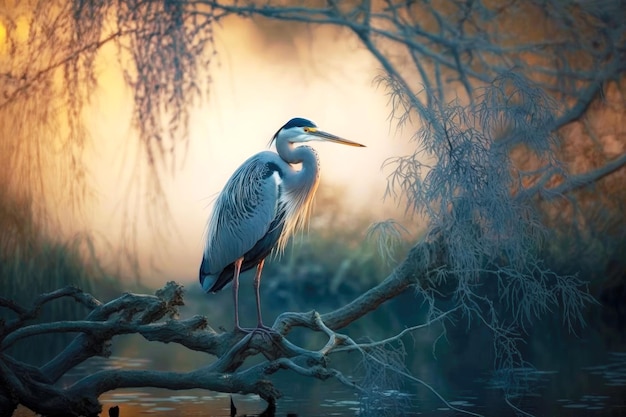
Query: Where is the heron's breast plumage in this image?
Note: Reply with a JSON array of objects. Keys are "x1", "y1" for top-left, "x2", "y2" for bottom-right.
[{"x1": 275, "y1": 146, "x2": 320, "y2": 253}]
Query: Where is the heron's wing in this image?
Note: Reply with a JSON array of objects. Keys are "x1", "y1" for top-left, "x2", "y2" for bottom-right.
[{"x1": 201, "y1": 152, "x2": 282, "y2": 279}]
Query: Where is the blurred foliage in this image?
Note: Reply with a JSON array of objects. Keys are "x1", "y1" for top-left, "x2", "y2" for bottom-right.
[{"x1": 0, "y1": 190, "x2": 126, "y2": 365}]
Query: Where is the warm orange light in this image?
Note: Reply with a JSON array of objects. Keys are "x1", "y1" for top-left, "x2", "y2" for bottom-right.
[
  {"x1": 15, "y1": 16, "x2": 29, "y2": 43},
  {"x1": 0, "y1": 20, "x2": 6, "y2": 52},
  {"x1": 0, "y1": 15, "x2": 31, "y2": 53}
]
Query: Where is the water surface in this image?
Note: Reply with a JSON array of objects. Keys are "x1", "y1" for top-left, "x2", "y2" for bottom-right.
[{"x1": 11, "y1": 351, "x2": 626, "y2": 416}]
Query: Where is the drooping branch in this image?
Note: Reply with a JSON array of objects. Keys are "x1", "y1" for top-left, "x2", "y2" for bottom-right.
[{"x1": 0, "y1": 30, "x2": 123, "y2": 111}]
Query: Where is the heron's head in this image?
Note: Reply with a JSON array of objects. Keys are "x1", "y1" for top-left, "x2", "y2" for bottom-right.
[{"x1": 270, "y1": 117, "x2": 365, "y2": 148}]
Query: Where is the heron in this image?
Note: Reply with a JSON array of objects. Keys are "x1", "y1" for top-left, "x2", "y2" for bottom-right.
[{"x1": 199, "y1": 117, "x2": 365, "y2": 332}]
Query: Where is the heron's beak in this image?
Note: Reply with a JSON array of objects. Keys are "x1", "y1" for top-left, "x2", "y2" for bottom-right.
[{"x1": 309, "y1": 129, "x2": 366, "y2": 147}]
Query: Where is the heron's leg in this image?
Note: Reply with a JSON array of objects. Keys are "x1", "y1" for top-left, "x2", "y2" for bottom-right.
[
  {"x1": 232, "y1": 257, "x2": 244, "y2": 332},
  {"x1": 252, "y1": 259, "x2": 272, "y2": 330}
]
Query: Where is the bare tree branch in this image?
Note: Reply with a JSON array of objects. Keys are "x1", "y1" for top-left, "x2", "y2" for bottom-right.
[{"x1": 547, "y1": 153, "x2": 626, "y2": 197}]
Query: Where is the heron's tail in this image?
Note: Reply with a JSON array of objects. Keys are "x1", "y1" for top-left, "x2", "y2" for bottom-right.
[{"x1": 199, "y1": 256, "x2": 219, "y2": 293}]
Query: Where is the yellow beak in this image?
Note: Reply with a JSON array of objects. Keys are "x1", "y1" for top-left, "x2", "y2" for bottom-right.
[{"x1": 308, "y1": 129, "x2": 366, "y2": 147}]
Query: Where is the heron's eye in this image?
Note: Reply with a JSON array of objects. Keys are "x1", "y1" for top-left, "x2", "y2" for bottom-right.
[{"x1": 303, "y1": 127, "x2": 310, "y2": 132}]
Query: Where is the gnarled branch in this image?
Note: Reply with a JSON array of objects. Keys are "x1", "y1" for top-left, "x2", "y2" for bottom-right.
[{"x1": 0, "y1": 239, "x2": 447, "y2": 417}]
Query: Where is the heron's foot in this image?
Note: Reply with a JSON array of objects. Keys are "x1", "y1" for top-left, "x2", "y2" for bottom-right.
[
  {"x1": 255, "y1": 322, "x2": 275, "y2": 333},
  {"x1": 235, "y1": 324, "x2": 280, "y2": 343},
  {"x1": 252, "y1": 324, "x2": 281, "y2": 344}
]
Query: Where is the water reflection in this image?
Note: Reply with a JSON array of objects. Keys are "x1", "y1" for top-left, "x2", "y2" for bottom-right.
[{"x1": 585, "y1": 352, "x2": 626, "y2": 387}]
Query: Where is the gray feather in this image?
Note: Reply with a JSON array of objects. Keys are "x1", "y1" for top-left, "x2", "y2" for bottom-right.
[{"x1": 202, "y1": 151, "x2": 283, "y2": 278}]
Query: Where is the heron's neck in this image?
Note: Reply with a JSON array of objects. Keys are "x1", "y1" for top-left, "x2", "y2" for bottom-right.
[
  {"x1": 276, "y1": 140, "x2": 319, "y2": 175},
  {"x1": 273, "y1": 138, "x2": 320, "y2": 253}
]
